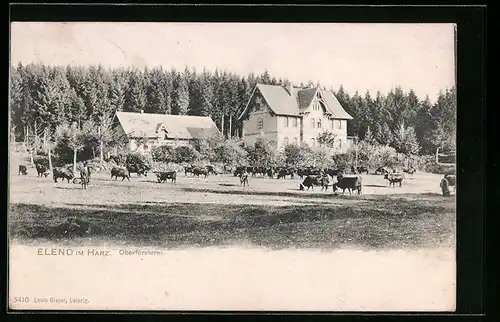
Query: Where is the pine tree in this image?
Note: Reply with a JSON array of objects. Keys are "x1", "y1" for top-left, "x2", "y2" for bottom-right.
[
  {"x1": 126, "y1": 68, "x2": 147, "y2": 113},
  {"x1": 376, "y1": 122, "x2": 394, "y2": 146},
  {"x1": 172, "y1": 71, "x2": 189, "y2": 115},
  {"x1": 363, "y1": 126, "x2": 377, "y2": 145},
  {"x1": 393, "y1": 122, "x2": 420, "y2": 156}
]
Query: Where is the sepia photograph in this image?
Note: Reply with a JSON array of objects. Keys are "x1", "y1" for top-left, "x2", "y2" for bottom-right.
[{"x1": 8, "y1": 22, "x2": 457, "y2": 311}]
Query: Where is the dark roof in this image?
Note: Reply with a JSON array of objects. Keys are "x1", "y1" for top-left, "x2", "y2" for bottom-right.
[
  {"x1": 238, "y1": 83, "x2": 353, "y2": 120},
  {"x1": 297, "y1": 87, "x2": 318, "y2": 112}
]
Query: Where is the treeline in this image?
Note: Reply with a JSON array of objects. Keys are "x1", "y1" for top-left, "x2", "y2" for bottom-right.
[{"x1": 9, "y1": 63, "x2": 456, "y2": 156}]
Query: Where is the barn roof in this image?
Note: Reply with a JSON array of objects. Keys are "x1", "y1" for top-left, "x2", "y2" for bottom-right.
[
  {"x1": 115, "y1": 112, "x2": 220, "y2": 140},
  {"x1": 238, "y1": 83, "x2": 353, "y2": 120}
]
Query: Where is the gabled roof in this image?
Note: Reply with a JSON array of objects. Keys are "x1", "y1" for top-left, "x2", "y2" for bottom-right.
[
  {"x1": 254, "y1": 84, "x2": 300, "y2": 116},
  {"x1": 322, "y1": 91, "x2": 353, "y2": 120},
  {"x1": 238, "y1": 83, "x2": 353, "y2": 120},
  {"x1": 115, "y1": 112, "x2": 220, "y2": 140}
]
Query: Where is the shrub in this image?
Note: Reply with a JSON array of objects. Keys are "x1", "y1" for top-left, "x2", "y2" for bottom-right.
[{"x1": 173, "y1": 145, "x2": 199, "y2": 164}]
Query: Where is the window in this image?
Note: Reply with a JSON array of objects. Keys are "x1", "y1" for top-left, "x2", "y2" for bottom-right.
[
  {"x1": 331, "y1": 120, "x2": 334, "y2": 130},
  {"x1": 336, "y1": 120, "x2": 341, "y2": 129},
  {"x1": 317, "y1": 119, "x2": 322, "y2": 128},
  {"x1": 312, "y1": 118, "x2": 315, "y2": 128},
  {"x1": 293, "y1": 137, "x2": 298, "y2": 145},
  {"x1": 311, "y1": 138, "x2": 316, "y2": 147},
  {"x1": 340, "y1": 120, "x2": 344, "y2": 129},
  {"x1": 257, "y1": 118, "x2": 264, "y2": 129},
  {"x1": 336, "y1": 139, "x2": 342, "y2": 150},
  {"x1": 283, "y1": 137, "x2": 289, "y2": 146},
  {"x1": 284, "y1": 117, "x2": 289, "y2": 127},
  {"x1": 293, "y1": 118, "x2": 298, "y2": 127}
]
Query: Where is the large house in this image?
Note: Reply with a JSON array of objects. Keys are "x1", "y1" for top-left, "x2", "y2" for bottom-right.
[
  {"x1": 237, "y1": 83, "x2": 354, "y2": 152},
  {"x1": 113, "y1": 111, "x2": 220, "y2": 153}
]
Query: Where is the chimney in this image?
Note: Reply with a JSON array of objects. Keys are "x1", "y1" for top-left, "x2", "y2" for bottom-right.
[{"x1": 285, "y1": 81, "x2": 294, "y2": 97}]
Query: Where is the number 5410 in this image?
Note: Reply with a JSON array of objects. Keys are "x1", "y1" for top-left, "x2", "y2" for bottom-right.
[{"x1": 13, "y1": 297, "x2": 29, "y2": 303}]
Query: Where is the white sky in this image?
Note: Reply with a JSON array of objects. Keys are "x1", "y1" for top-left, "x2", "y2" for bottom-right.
[{"x1": 10, "y1": 22, "x2": 456, "y2": 102}]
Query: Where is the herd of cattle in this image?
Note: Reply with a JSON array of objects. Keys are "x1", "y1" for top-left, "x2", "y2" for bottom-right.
[{"x1": 17, "y1": 161, "x2": 457, "y2": 196}]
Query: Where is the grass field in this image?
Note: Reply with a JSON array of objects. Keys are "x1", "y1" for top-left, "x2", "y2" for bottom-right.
[
  {"x1": 9, "y1": 154, "x2": 456, "y2": 250},
  {"x1": 8, "y1": 153, "x2": 457, "y2": 311}
]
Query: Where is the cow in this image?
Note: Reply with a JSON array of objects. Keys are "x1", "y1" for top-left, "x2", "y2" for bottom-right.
[
  {"x1": 233, "y1": 166, "x2": 245, "y2": 177},
  {"x1": 277, "y1": 167, "x2": 295, "y2": 179},
  {"x1": 36, "y1": 164, "x2": 50, "y2": 177},
  {"x1": 127, "y1": 163, "x2": 149, "y2": 177},
  {"x1": 192, "y1": 167, "x2": 209, "y2": 178},
  {"x1": 18, "y1": 165, "x2": 28, "y2": 175},
  {"x1": 240, "y1": 171, "x2": 249, "y2": 186},
  {"x1": 80, "y1": 166, "x2": 90, "y2": 190},
  {"x1": 403, "y1": 167, "x2": 417, "y2": 175},
  {"x1": 299, "y1": 176, "x2": 320, "y2": 191},
  {"x1": 350, "y1": 165, "x2": 358, "y2": 174},
  {"x1": 297, "y1": 167, "x2": 321, "y2": 179},
  {"x1": 266, "y1": 167, "x2": 275, "y2": 178},
  {"x1": 206, "y1": 165, "x2": 220, "y2": 176},
  {"x1": 325, "y1": 168, "x2": 344, "y2": 178},
  {"x1": 53, "y1": 167, "x2": 75, "y2": 183},
  {"x1": 356, "y1": 166, "x2": 369, "y2": 174},
  {"x1": 111, "y1": 167, "x2": 130, "y2": 181},
  {"x1": 384, "y1": 172, "x2": 404, "y2": 187},
  {"x1": 375, "y1": 166, "x2": 390, "y2": 175},
  {"x1": 335, "y1": 173, "x2": 362, "y2": 195},
  {"x1": 155, "y1": 171, "x2": 177, "y2": 183}
]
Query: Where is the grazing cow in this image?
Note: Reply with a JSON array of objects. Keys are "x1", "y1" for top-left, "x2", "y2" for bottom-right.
[
  {"x1": 277, "y1": 167, "x2": 295, "y2": 179},
  {"x1": 384, "y1": 172, "x2": 404, "y2": 187},
  {"x1": 53, "y1": 167, "x2": 75, "y2": 183},
  {"x1": 403, "y1": 167, "x2": 416, "y2": 175},
  {"x1": 233, "y1": 166, "x2": 245, "y2": 177},
  {"x1": 240, "y1": 172, "x2": 249, "y2": 186},
  {"x1": 127, "y1": 163, "x2": 149, "y2": 177},
  {"x1": 111, "y1": 167, "x2": 130, "y2": 181},
  {"x1": 192, "y1": 167, "x2": 209, "y2": 178},
  {"x1": 80, "y1": 166, "x2": 90, "y2": 190},
  {"x1": 155, "y1": 171, "x2": 177, "y2": 183},
  {"x1": 299, "y1": 176, "x2": 320, "y2": 191},
  {"x1": 266, "y1": 167, "x2": 275, "y2": 178},
  {"x1": 206, "y1": 165, "x2": 221, "y2": 176},
  {"x1": 356, "y1": 166, "x2": 369, "y2": 174},
  {"x1": 325, "y1": 168, "x2": 344, "y2": 178},
  {"x1": 335, "y1": 174, "x2": 362, "y2": 195},
  {"x1": 297, "y1": 167, "x2": 321, "y2": 179},
  {"x1": 36, "y1": 164, "x2": 49, "y2": 177},
  {"x1": 18, "y1": 165, "x2": 28, "y2": 175},
  {"x1": 375, "y1": 166, "x2": 390, "y2": 175}
]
